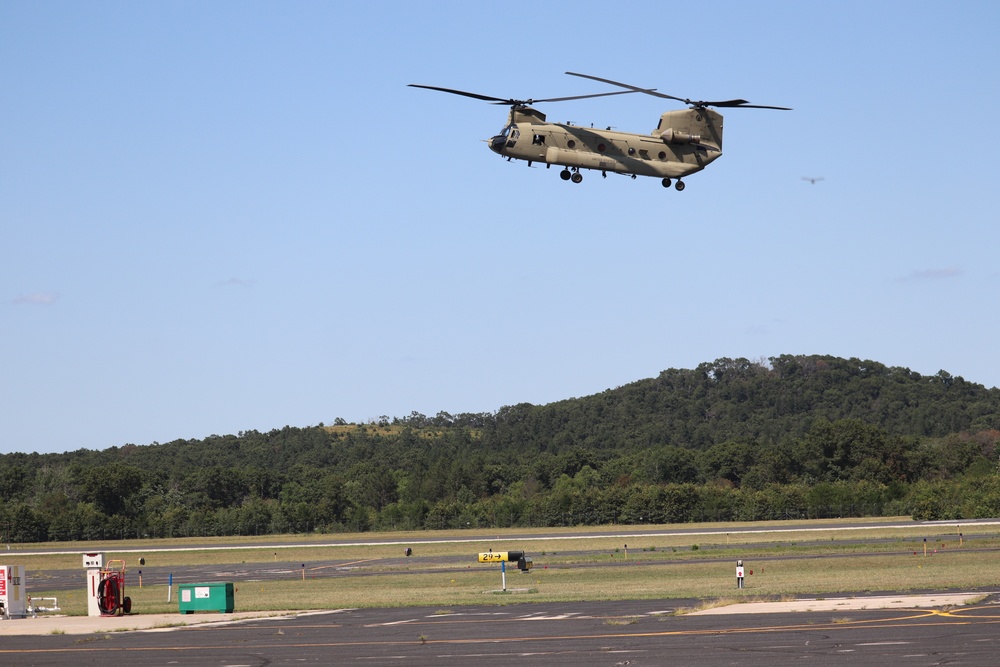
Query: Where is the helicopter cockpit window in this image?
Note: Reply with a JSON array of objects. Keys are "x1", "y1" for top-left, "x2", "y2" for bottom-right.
[
  {"x1": 505, "y1": 126, "x2": 519, "y2": 148},
  {"x1": 532, "y1": 134, "x2": 545, "y2": 146}
]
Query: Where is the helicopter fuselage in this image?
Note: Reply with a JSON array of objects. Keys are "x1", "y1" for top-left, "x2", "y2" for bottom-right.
[
  {"x1": 408, "y1": 74, "x2": 788, "y2": 189},
  {"x1": 489, "y1": 106, "x2": 724, "y2": 181}
]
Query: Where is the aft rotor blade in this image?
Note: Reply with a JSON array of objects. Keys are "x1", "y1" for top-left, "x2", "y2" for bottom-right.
[
  {"x1": 528, "y1": 90, "x2": 639, "y2": 103},
  {"x1": 725, "y1": 102, "x2": 793, "y2": 110},
  {"x1": 566, "y1": 72, "x2": 791, "y2": 110},
  {"x1": 565, "y1": 72, "x2": 675, "y2": 101}
]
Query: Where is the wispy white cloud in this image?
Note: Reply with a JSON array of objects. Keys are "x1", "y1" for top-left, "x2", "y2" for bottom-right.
[
  {"x1": 900, "y1": 267, "x2": 963, "y2": 281},
  {"x1": 12, "y1": 291, "x2": 60, "y2": 305},
  {"x1": 218, "y1": 277, "x2": 255, "y2": 288}
]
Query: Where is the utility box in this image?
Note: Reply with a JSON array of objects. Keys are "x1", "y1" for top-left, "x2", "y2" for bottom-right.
[
  {"x1": 178, "y1": 582, "x2": 234, "y2": 614},
  {"x1": 83, "y1": 553, "x2": 104, "y2": 569},
  {"x1": 1, "y1": 565, "x2": 28, "y2": 619}
]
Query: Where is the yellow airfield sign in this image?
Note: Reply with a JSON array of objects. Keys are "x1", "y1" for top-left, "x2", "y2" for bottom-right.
[
  {"x1": 479, "y1": 551, "x2": 509, "y2": 563},
  {"x1": 478, "y1": 551, "x2": 523, "y2": 563}
]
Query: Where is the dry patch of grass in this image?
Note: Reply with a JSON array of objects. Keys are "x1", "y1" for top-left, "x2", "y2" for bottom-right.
[
  {"x1": 672, "y1": 594, "x2": 789, "y2": 616},
  {"x1": 322, "y1": 424, "x2": 483, "y2": 441},
  {"x1": 604, "y1": 616, "x2": 640, "y2": 625}
]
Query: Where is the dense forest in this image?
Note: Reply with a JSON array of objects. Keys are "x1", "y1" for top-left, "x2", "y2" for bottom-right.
[{"x1": 3, "y1": 355, "x2": 1000, "y2": 544}]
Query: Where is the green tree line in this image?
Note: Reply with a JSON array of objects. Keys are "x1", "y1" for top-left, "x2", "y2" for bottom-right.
[{"x1": 2, "y1": 355, "x2": 999, "y2": 543}]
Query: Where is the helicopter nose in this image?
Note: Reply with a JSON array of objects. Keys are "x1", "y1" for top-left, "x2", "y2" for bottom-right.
[{"x1": 489, "y1": 135, "x2": 506, "y2": 153}]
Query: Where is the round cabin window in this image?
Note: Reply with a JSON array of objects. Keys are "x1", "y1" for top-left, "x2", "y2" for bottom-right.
[{"x1": 567, "y1": 139, "x2": 576, "y2": 149}]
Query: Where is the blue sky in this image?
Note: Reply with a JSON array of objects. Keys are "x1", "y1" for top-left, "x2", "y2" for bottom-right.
[{"x1": 3, "y1": 1, "x2": 999, "y2": 454}]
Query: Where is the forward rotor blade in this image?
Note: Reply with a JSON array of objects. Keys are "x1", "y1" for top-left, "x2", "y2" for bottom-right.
[
  {"x1": 410, "y1": 84, "x2": 638, "y2": 107},
  {"x1": 408, "y1": 84, "x2": 510, "y2": 104}
]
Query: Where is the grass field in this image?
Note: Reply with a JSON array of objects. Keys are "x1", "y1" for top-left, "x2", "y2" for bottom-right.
[{"x1": 12, "y1": 517, "x2": 1000, "y2": 616}]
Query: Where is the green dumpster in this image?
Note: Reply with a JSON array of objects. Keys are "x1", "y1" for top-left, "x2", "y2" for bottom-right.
[{"x1": 178, "y1": 582, "x2": 235, "y2": 614}]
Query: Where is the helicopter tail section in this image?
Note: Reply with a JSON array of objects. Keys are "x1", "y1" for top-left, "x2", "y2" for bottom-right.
[{"x1": 654, "y1": 108, "x2": 724, "y2": 151}]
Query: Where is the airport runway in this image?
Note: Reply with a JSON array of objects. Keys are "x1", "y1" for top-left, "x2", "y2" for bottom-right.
[
  {"x1": 14, "y1": 518, "x2": 998, "y2": 560},
  {"x1": 4, "y1": 594, "x2": 1000, "y2": 666},
  {"x1": 18, "y1": 517, "x2": 998, "y2": 593}
]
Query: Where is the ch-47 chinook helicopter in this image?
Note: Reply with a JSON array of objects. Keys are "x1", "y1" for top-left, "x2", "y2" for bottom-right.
[{"x1": 409, "y1": 72, "x2": 791, "y2": 190}]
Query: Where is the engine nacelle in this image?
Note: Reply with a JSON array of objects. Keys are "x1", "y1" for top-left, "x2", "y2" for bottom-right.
[{"x1": 659, "y1": 128, "x2": 701, "y2": 145}]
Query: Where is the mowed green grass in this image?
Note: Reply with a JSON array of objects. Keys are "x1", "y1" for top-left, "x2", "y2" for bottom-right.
[{"x1": 15, "y1": 518, "x2": 1000, "y2": 615}]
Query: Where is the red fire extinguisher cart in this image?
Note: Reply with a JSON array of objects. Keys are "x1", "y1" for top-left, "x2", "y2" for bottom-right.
[{"x1": 98, "y1": 559, "x2": 132, "y2": 616}]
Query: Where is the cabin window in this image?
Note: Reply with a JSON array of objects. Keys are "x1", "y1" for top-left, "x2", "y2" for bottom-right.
[
  {"x1": 658, "y1": 151, "x2": 667, "y2": 160},
  {"x1": 567, "y1": 139, "x2": 576, "y2": 149},
  {"x1": 506, "y1": 127, "x2": 520, "y2": 148},
  {"x1": 532, "y1": 134, "x2": 545, "y2": 146},
  {"x1": 597, "y1": 143, "x2": 606, "y2": 152},
  {"x1": 627, "y1": 147, "x2": 636, "y2": 156}
]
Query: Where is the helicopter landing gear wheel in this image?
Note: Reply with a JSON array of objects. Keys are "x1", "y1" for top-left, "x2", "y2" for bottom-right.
[
  {"x1": 675, "y1": 180, "x2": 685, "y2": 191},
  {"x1": 571, "y1": 171, "x2": 583, "y2": 184},
  {"x1": 560, "y1": 169, "x2": 571, "y2": 181},
  {"x1": 661, "y1": 178, "x2": 672, "y2": 188}
]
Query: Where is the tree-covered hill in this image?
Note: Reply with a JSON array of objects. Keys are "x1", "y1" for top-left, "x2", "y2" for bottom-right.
[
  {"x1": 483, "y1": 355, "x2": 1000, "y2": 453},
  {"x1": 2, "y1": 355, "x2": 999, "y2": 543}
]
